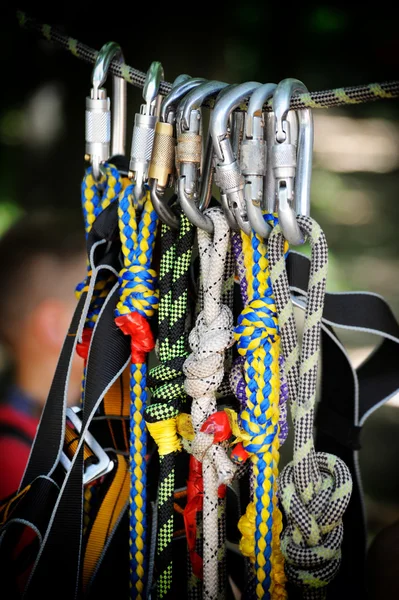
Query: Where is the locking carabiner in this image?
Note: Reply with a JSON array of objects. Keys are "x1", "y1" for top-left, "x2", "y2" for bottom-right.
[
  {"x1": 241, "y1": 83, "x2": 277, "y2": 238},
  {"x1": 148, "y1": 77, "x2": 206, "y2": 229},
  {"x1": 129, "y1": 61, "x2": 164, "y2": 203},
  {"x1": 176, "y1": 80, "x2": 229, "y2": 234},
  {"x1": 271, "y1": 78, "x2": 314, "y2": 245},
  {"x1": 209, "y1": 81, "x2": 261, "y2": 235},
  {"x1": 85, "y1": 42, "x2": 127, "y2": 181}
]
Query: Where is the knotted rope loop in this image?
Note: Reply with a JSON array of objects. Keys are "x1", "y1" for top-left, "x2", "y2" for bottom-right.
[
  {"x1": 278, "y1": 453, "x2": 352, "y2": 590},
  {"x1": 115, "y1": 184, "x2": 159, "y2": 323},
  {"x1": 235, "y1": 297, "x2": 279, "y2": 354},
  {"x1": 114, "y1": 185, "x2": 159, "y2": 600},
  {"x1": 267, "y1": 216, "x2": 353, "y2": 598},
  {"x1": 232, "y1": 227, "x2": 287, "y2": 600},
  {"x1": 183, "y1": 208, "x2": 237, "y2": 599},
  {"x1": 184, "y1": 306, "x2": 234, "y2": 399},
  {"x1": 81, "y1": 162, "x2": 123, "y2": 236}
]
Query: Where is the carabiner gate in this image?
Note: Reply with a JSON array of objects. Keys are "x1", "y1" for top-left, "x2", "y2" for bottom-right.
[
  {"x1": 129, "y1": 61, "x2": 164, "y2": 203},
  {"x1": 210, "y1": 81, "x2": 261, "y2": 235},
  {"x1": 271, "y1": 78, "x2": 314, "y2": 245},
  {"x1": 241, "y1": 83, "x2": 277, "y2": 238},
  {"x1": 176, "y1": 80, "x2": 229, "y2": 234},
  {"x1": 148, "y1": 77, "x2": 206, "y2": 229}
]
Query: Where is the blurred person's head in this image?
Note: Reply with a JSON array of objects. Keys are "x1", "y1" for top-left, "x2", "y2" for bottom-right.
[{"x1": 0, "y1": 210, "x2": 87, "y2": 415}]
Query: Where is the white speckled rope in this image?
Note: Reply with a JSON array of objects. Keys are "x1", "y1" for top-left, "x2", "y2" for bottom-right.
[{"x1": 183, "y1": 208, "x2": 237, "y2": 600}]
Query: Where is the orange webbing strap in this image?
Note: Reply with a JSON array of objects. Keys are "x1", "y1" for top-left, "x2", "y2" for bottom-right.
[
  {"x1": 64, "y1": 424, "x2": 94, "y2": 462},
  {"x1": 83, "y1": 453, "x2": 130, "y2": 590},
  {"x1": 0, "y1": 485, "x2": 31, "y2": 524}
]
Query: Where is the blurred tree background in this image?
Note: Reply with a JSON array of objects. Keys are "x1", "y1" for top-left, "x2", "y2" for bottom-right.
[{"x1": 1, "y1": 3, "x2": 399, "y2": 541}]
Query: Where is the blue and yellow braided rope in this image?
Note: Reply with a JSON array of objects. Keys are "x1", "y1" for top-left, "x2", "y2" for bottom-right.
[
  {"x1": 114, "y1": 184, "x2": 159, "y2": 599},
  {"x1": 234, "y1": 229, "x2": 286, "y2": 600}
]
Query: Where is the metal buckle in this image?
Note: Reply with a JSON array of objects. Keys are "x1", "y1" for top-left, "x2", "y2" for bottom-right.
[{"x1": 60, "y1": 407, "x2": 114, "y2": 485}]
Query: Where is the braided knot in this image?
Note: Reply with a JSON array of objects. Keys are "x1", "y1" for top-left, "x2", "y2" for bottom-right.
[
  {"x1": 116, "y1": 265, "x2": 159, "y2": 319},
  {"x1": 233, "y1": 297, "x2": 280, "y2": 456},
  {"x1": 278, "y1": 452, "x2": 353, "y2": 590},
  {"x1": 183, "y1": 304, "x2": 236, "y2": 486},
  {"x1": 234, "y1": 297, "x2": 279, "y2": 356},
  {"x1": 183, "y1": 305, "x2": 234, "y2": 399}
]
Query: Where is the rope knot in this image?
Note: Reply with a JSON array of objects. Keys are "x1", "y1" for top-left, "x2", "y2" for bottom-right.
[
  {"x1": 117, "y1": 265, "x2": 159, "y2": 319},
  {"x1": 183, "y1": 305, "x2": 234, "y2": 398},
  {"x1": 278, "y1": 452, "x2": 353, "y2": 590},
  {"x1": 234, "y1": 297, "x2": 278, "y2": 356}
]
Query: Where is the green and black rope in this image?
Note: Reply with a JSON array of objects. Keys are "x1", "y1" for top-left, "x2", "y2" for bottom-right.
[{"x1": 145, "y1": 211, "x2": 195, "y2": 599}]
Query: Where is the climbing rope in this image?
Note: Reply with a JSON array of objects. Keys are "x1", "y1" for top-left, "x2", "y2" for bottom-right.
[
  {"x1": 183, "y1": 207, "x2": 237, "y2": 600},
  {"x1": 17, "y1": 11, "x2": 399, "y2": 109},
  {"x1": 231, "y1": 225, "x2": 286, "y2": 600},
  {"x1": 114, "y1": 184, "x2": 159, "y2": 600},
  {"x1": 267, "y1": 215, "x2": 353, "y2": 599},
  {"x1": 145, "y1": 210, "x2": 195, "y2": 599}
]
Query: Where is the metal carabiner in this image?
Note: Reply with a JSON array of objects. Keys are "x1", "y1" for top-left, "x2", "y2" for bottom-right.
[
  {"x1": 241, "y1": 83, "x2": 277, "y2": 238},
  {"x1": 129, "y1": 61, "x2": 164, "y2": 203},
  {"x1": 210, "y1": 81, "x2": 261, "y2": 235},
  {"x1": 148, "y1": 77, "x2": 206, "y2": 229},
  {"x1": 271, "y1": 78, "x2": 314, "y2": 245},
  {"x1": 85, "y1": 42, "x2": 127, "y2": 181},
  {"x1": 176, "y1": 80, "x2": 229, "y2": 234}
]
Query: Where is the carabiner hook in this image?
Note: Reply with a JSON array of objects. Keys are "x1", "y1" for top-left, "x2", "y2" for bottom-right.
[
  {"x1": 85, "y1": 42, "x2": 127, "y2": 181},
  {"x1": 241, "y1": 83, "x2": 277, "y2": 238},
  {"x1": 271, "y1": 78, "x2": 314, "y2": 245},
  {"x1": 176, "y1": 80, "x2": 229, "y2": 234},
  {"x1": 129, "y1": 61, "x2": 164, "y2": 203},
  {"x1": 148, "y1": 77, "x2": 206, "y2": 229},
  {"x1": 210, "y1": 81, "x2": 261, "y2": 235}
]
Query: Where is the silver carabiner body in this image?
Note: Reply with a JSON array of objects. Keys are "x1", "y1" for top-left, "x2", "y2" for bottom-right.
[
  {"x1": 149, "y1": 77, "x2": 206, "y2": 229},
  {"x1": 271, "y1": 78, "x2": 314, "y2": 245},
  {"x1": 129, "y1": 61, "x2": 164, "y2": 203},
  {"x1": 85, "y1": 42, "x2": 127, "y2": 180},
  {"x1": 241, "y1": 83, "x2": 277, "y2": 238},
  {"x1": 176, "y1": 80, "x2": 229, "y2": 234},
  {"x1": 210, "y1": 81, "x2": 261, "y2": 235}
]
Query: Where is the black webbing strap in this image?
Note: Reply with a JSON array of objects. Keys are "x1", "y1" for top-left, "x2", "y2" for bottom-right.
[
  {"x1": 20, "y1": 291, "x2": 87, "y2": 488},
  {"x1": 23, "y1": 199, "x2": 131, "y2": 597},
  {"x1": 286, "y1": 250, "x2": 399, "y2": 599}
]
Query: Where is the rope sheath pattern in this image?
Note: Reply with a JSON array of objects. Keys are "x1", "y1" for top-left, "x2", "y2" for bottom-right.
[
  {"x1": 267, "y1": 216, "x2": 353, "y2": 599},
  {"x1": 232, "y1": 229, "x2": 286, "y2": 600},
  {"x1": 145, "y1": 211, "x2": 195, "y2": 599},
  {"x1": 183, "y1": 208, "x2": 237, "y2": 600},
  {"x1": 114, "y1": 185, "x2": 159, "y2": 600},
  {"x1": 17, "y1": 11, "x2": 399, "y2": 109}
]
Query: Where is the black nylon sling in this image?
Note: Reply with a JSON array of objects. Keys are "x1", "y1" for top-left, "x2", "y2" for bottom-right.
[
  {"x1": 23, "y1": 198, "x2": 131, "y2": 599},
  {"x1": 286, "y1": 250, "x2": 399, "y2": 599}
]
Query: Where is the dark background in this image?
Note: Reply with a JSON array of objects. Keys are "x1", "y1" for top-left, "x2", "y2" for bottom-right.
[{"x1": 1, "y1": 3, "x2": 399, "y2": 543}]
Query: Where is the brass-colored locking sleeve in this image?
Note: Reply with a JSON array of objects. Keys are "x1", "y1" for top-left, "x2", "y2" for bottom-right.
[
  {"x1": 176, "y1": 132, "x2": 202, "y2": 165},
  {"x1": 148, "y1": 122, "x2": 175, "y2": 188}
]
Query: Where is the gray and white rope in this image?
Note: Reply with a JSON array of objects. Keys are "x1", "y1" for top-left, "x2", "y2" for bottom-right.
[{"x1": 183, "y1": 208, "x2": 237, "y2": 600}]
